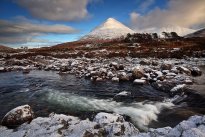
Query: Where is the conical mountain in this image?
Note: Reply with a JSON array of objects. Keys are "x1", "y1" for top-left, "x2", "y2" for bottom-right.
[{"x1": 81, "y1": 18, "x2": 135, "y2": 40}]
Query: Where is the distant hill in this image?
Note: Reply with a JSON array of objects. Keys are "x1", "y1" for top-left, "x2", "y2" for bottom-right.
[
  {"x1": 186, "y1": 28, "x2": 205, "y2": 38},
  {"x1": 139, "y1": 25, "x2": 195, "y2": 37},
  {"x1": 0, "y1": 45, "x2": 13, "y2": 51}
]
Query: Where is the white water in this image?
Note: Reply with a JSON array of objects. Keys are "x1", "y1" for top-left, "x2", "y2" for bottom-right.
[{"x1": 46, "y1": 89, "x2": 174, "y2": 130}]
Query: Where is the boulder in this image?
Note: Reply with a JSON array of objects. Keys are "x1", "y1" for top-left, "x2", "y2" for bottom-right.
[
  {"x1": 107, "y1": 71, "x2": 114, "y2": 78},
  {"x1": 178, "y1": 66, "x2": 191, "y2": 75},
  {"x1": 110, "y1": 62, "x2": 124, "y2": 70},
  {"x1": 151, "y1": 60, "x2": 159, "y2": 66},
  {"x1": 152, "y1": 82, "x2": 176, "y2": 93},
  {"x1": 94, "y1": 112, "x2": 138, "y2": 136},
  {"x1": 170, "y1": 84, "x2": 186, "y2": 93},
  {"x1": 132, "y1": 66, "x2": 145, "y2": 79},
  {"x1": 161, "y1": 63, "x2": 172, "y2": 70},
  {"x1": 1, "y1": 105, "x2": 34, "y2": 127},
  {"x1": 118, "y1": 72, "x2": 130, "y2": 81},
  {"x1": 0, "y1": 67, "x2": 6, "y2": 73},
  {"x1": 139, "y1": 59, "x2": 151, "y2": 65},
  {"x1": 111, "y1": 77, "x2": 119, "y2": 82},
  {"x1": 191, "y1": 67, "x2": 202, "y2": 76},
  {"x1": 118, "y1": 64, "x2": 124, "y2": 70},
  {"x1": 96, "y1": 77, "x2": 104, "y2": 82}
]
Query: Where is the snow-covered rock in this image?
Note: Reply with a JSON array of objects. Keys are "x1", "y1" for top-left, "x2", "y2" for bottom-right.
[
  {"x1": 178, "y1": 66, "x2": 191, "y2": 75},
  {"x1": 137, "y1": 115, "x2": 205, "y2": 137},
  {"x1": 113, "y1": 91, "x2": 132, "y2": 102},
  {"x1": 170, "y1": 84, "x2": 186, "y2": 93},
  {"x1": 0, "y1": 112, "x2": 139, "y2": 137},
  {"x1": 1, "y1": 105, "x2": 34, "y2": 127},
  {"x1": 133, "y1": 79, "x2": 146, "y2": 85},
  {"x1": 94, "y1": 112, "x2": 138, "y2": 136},
  {"x1": 112, "y1": 77, "x2": 119, "y2": 82}
]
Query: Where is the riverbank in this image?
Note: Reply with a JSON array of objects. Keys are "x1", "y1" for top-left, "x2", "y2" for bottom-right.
[
  {"x1": 0, "y1": 105, "x2": 204, "y2": 137},
  {"x1": 0, "y1": 55, "x2": 205, "y2": 136}
]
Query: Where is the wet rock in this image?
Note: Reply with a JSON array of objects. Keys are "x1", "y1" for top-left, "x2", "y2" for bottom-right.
[
  {"x1": 118, "y1": 64, "x2": 124, "y2": 70},
  {"x1": 110, "y1": 62, "x2": 124, "y2": 70},
  {"x1": 110, "y1": 62, "x2": 119, "y2": 70},
  {"x1": 96, "y1": 77, "x2": 104, "y2": 82},
  {"x1": 99, "y1": 68, "x2": 107, "y2": 75},
  {"x1": 59, "y1": 66, "x2": 70, "y2": 72},
  {"x1": 166, "y1": 72, "x2": 177, "y2": 78},
  {"x1": 139, "y1": 59, "x2": 151, "y2": 65},
  {"x1": 107, "y1": 71, "x2": 114, "y2": 78},
  {"x1": 160, "y1": 63, "x2": 172, "y2": 70},
  {"x1": 111, "y1": 77, "x2": 119, "y2": 82},
  {"x1": 132, "y1": 66, "x2": 145, "y2": 79},
  {"x1": 184, "y1": 78, "x2": 193, "y2": 85},
  {"x1": 1, "y1": 105, "x2": 34, "y2": 127},
  {"x1": 170, "y1": 84, "x2": 186, "y2": 93},
  {"x1": 151, "y1": 60, "x2": 159, "y2": 66},
  {"x1": 133, "y1": 79, "x2": 146, "y2": 85},
  {"x1": 152, "y1": 82, "x2": 176, "y2": 93},
  {"x1": 178, "y1": 66, "x2": 191, "y2": 75},
  {"x1": 191, "y1": 67, "x2": 202, "y2": 76},
  {"x1": 90, "y1": 71, "x2": 100, "y2": 77},
  {"x1": 113, "y1": 91, "x2": 132, "y2": 102},
  {"x1": 0, "y1": 67, "x2": 6, "y2": 73},
  {"x1": 118, "y1": 72, "x2": 130, "y2": 81}
]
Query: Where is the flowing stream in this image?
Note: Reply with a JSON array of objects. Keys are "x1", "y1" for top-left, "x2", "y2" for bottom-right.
[{"x1": 0, "y1": 69, "x2": 204, "y2": 130}]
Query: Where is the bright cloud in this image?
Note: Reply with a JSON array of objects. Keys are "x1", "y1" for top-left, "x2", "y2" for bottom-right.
[{"x1": 130, "y1": 0, "x2": 205, "y2": 30}]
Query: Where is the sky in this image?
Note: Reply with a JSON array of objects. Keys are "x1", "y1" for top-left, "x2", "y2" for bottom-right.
[{"x1": 0, "y1": 0, "x2": 205, "y2": 48}]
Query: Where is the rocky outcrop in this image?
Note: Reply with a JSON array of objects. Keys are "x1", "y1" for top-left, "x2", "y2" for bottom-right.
[
  {"x1": 0, "y1": 112, "x2": 138, "y2": 137},
  {"x1": 0, "y1": 108, "x2": 204, "y2": 137},
  {"x1": 137, "y1": 115, "x2": 205, "y2": 137},
  {"x1": 1, "y1": 105, "x2": 34, "y2": 127}
]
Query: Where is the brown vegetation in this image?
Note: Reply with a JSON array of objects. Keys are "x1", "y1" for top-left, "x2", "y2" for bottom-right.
[{"x1": 1, "y1": 36, "x2": 205, "y2": 59}]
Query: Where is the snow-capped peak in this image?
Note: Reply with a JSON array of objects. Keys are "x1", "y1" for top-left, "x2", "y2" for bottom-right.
[{"x1": 81, "y1": 18, "x2": 135, "y2": 40}]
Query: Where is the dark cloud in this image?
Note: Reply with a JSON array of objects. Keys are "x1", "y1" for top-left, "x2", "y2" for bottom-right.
[
  {"x1": 17, "y1": 0, "x2": 91, "y2": 21},
  {"x1": 0, "y1": 18, "x2": 77, "y2": 44}
]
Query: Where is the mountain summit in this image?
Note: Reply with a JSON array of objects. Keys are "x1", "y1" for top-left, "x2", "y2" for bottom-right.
[{"x1": 81, "y1": 18, "x2": 135, "y2": 40}]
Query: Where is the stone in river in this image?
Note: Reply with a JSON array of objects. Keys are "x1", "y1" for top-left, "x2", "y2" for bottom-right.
[{"x1": 1, "y1": 105, "x2": 34, "y2": 127}]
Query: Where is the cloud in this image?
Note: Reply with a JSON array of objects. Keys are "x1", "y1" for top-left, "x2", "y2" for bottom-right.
[
  {"x1": 0, "y1": 17, "x2": 77, "y2": 44},
  {"x1": 17, "y1": 0, "x2": 92, "y2": 21},
  {"x1": 139, "y1": 0, "x2": 155, "y2": 12},
  {"x1": 130, "y1": 0, "x2": 205, "y2": 30}
]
